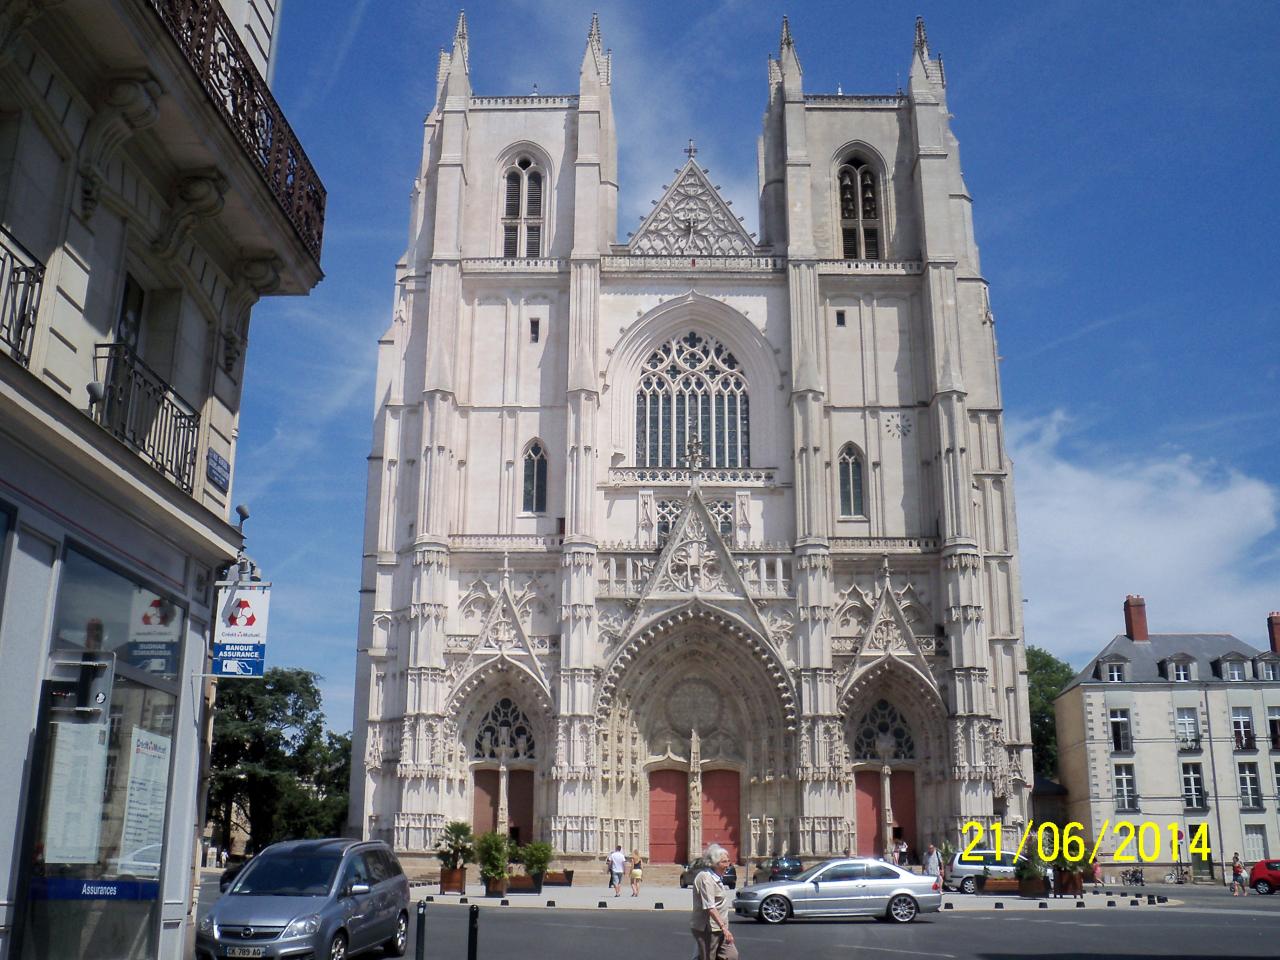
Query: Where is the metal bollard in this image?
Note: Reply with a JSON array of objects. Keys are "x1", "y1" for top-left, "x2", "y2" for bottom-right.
[
  {"x1": 415, "y1": 900, "x2": 427, "y2": 960},
  {"x1": 467, "y1": 903, "x2": 479, "y2": 960}
]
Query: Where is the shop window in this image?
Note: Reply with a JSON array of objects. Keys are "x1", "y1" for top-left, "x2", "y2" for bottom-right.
[{"x1": 18, "y1": 546, "x2": 184, "y2": 960}]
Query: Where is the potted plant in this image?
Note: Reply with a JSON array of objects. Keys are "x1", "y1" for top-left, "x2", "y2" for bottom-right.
[
  {"x1": 514, "y1": 841, "x2": 553, "y2": 894},
  {"x1": 475, "y1": 831, "x2": 511, "y2": 897},
  {"x1": 435, "y1": 821, "x2": 474, "y2": 895},
  {"x1": 1015, "y1": 855, "x2": 1049, "y2": 898},
  {"x1": 1052, "y1": 850, "x2": 1085, "y2": 898}
]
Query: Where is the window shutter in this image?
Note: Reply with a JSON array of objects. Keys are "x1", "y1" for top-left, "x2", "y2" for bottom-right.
[
  {"x1": 524, "y1": 225, "x2": 541, "y2": 258},
  {"x1": 503, "y1": 225, "x2": 519, "y2": 258},
  {"x1": 525, "y1": 172, "x2": 542, "y2": 218},
  {"x1": 505, "y1": 173, "x2": 521, "y2": 218}
]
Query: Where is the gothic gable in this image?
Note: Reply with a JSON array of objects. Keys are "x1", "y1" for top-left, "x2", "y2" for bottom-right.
[
  {"x1": 628, "y1": 156, "x2": 755, "y2": 256},
  {"x1": 449, "y1": 572, "x2": 552, "y2": 702},
  {"x1": 846, "y1": 563, "x2": 936, "y2": 685},
  {"x1": 620, "y1": 487, "x2": 770, "y2": 643}
]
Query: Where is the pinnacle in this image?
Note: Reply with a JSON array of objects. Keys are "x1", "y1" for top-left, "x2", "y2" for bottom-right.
[
  {"x1": 914, "y1": 15, "x2": 928, "y2": 55},
  {"x1": 588, "y1": 11, "x2": 602, "y2": 46},
  {"x1": 780, "y1": 15, "x2": 793, "y2": 49},
  {"x1": 454, "y1": 9, "x2": 468, "y2": 42}
]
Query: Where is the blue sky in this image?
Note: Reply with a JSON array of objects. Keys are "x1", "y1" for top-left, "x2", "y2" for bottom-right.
[{"x1": 236, "y1": 1, "x2": 1280, "y2": 729}]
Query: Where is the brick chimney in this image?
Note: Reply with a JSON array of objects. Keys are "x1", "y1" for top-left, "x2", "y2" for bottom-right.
[
  {"x1": 1269, "y1": 612, "x2": 1280, "y2": 654},
  {"x1": 1124, "y1": 595, "x2": 1149, "y2": 642}
]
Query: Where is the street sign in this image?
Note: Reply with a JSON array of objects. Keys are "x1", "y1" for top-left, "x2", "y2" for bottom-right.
[{"x1": 212, "y1": 581, "x2": 271, "y2": 678}]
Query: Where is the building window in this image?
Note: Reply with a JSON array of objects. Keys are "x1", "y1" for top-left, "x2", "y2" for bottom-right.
[
  {"x1": 1263, "y1": 661, "x2": 1280, "y2": 682},
  {"x1": 853, "y1": 699, "x2": 916, "y2": 760},
  {"x1": 1106, "y1": 662, "x2": 1125, "y2": 682},
  {"x1": 501, "y1": 157, "x2": 544, "y2": 258},
  {"x1": 1239, "y1": 762, "x2": 1262, "y2": 808},
  {"x1": 1268, "y1": 707, "x2": 1280, "y2": 751},
  {"x1": 835, "y1": 309, "x2": 846, "y2": 327},
  {"x1": 1225, "y1": 660, "x2": 1246, "y2": 681},
  {"x1": 1273, "y1": 761, "x2": 1280, "y2": 801},
  {"x1": 1233, "y1": 707, "x2": 1256, "y2": 750},
  {"x1": 1173, "y1": 662, "x2": 1191, "y2": 682},
  {"x1": 473, "y1": 697, "x2": 536, "y2": 760},
  {"x1": 634, "y1": 331, "x2": 749, "y2": 468},
  {"x1": 522, "y1": 441, "x2": 548, "y2": 514},
  {"x1": 1113, "y1": 764, "x2": 1138, "y2": 811},
  {"x1": 1176, "y1": 707, "x2": 1200, "y2": 750},
  {"x1": 838, "y1": 445, "x2": 866, "y2": 517},
  {"x1": 1108, "y1": 708, "x2": 1133, "y2": 752},
  {"x1": 837, "y1": 156, "x2": 881, "y2": 260},
  {"x1": 1181, "y1": 763, "x2": 1206, "y2": 808},
  {"x1": 529, "y1": 318, "x2": 540, "y2": 343}
]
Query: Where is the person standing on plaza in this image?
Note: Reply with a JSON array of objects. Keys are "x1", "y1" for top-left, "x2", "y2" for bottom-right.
[
  {"x1": 607, "y1": 845, "x2": 627, "y2": 897},
  {"x1": 690, "y1": 843, "x2": 738, "y2": 960},
  {"x1": 923, "y1": 843, "x2": 943, "y2": 884},
  {"x1": 1231, "y1": 853, "x2": 1246, "y2": 896},
  {"x1": 630, "y1": 849, "x2": 644, "y2": 896}
]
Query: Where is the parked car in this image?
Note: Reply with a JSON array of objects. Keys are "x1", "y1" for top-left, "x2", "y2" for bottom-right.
[
  {"x1": 680, "y1": 858, "x2": 737, "y2": 890},
  {"x1": 751, "y1": 857, "x2": 804, "y2": 885},
  {"x1": 1250, "y1": 858, "x2": 1280, "y2": 895},
  {"x1": 945, "y1": 848, "x2": 1022, "y2": 894},
  {"x1": 197, "y1": 838, "x2": 409, "y2": 960},
  {"x1": 735, "y1": 857, "x2": 941, "y2": 924},
  {"x1": 219, "y1": 860, "x2": 247, "y2": 892}
]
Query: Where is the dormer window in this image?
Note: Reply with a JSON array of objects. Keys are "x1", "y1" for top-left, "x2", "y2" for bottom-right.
[
  {"x1": 838, "y1": 157, "x2": 881, "y2": 260},
  {"x1": 1106, "y1": 662, "x2": 1125, "y2": 683},
  {"x1": 1225, "y1": 660, "x2": 1246, "y2": 681},
  {"x1": 1173, "y1": 662, "x2": 1191, "y2": 682},
  {"x1": 501, "y1": 156, "x2": 544, "y2": 257}
]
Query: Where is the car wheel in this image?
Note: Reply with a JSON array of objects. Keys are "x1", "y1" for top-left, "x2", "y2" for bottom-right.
[
  {"x1": 960, "y1": 876, "x2": 976, "y2": 895},
  {"x1": 759, "y1": 894, "x2": 790, "y2": 924},
  {"x1": 328, "y1": 931, "x2": 347, "y2": 960},
  {"x1": 887, "y1": 894, "x2": 918, "y2": 924},
  {"x1": 1255, "y1": 880, "x2": 1272, "y2": 895},
  {"x1": 385, "y1": 911, "x2": 408, "y2": 956}
]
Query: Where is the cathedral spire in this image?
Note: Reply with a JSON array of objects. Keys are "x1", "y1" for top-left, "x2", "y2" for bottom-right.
[
  {"x1": 909, "y1": 14, "x2": 946, "y2": 94},
  {"x1": 913, "y1": 15, "x2": 929, "y2": 58},
  {"x1": 581, "y1": 11, "x2": 611, "y2": 85},
  {"x1": 452, "y1": 9, "x2": 469, "y2": 73},
  {"x1": 778, "y1": 15, "x2": 802, "y2": 78}
]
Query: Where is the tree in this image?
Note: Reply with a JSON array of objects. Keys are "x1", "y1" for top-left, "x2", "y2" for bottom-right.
[
  {"x1": 1026, "y1": 645, "x2": 1077, "y2": 781},
  {"x1": 209, "y1": 667, "x2": 350, "y2": 852}
]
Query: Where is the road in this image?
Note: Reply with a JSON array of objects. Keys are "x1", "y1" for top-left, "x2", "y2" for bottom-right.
[{"x1": 197, "y1": 876, "x2": 1280, "y2": 960}]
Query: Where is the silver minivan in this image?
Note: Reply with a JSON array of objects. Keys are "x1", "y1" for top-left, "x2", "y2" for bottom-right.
[
  {"x1": 946, "y1": 848, "x2": 1021, "y2": 894},
  {"x1": 197, "y1": 839, "x2": 409, "y2": 960}
]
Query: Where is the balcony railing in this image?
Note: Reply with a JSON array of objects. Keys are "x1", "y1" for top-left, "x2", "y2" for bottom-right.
[
  {"x1": 1270, "y1": 732, "x2": 1280, "y2": 750},
  {"x1": 1115, "y1": 797, "x2": 1140, "y2": 813},
  {"x1": 1177, "y1": 735, "x2": 1202, "y2": 751},
  {"x1": 1110, "y1": 732, "x2": 1134, "y2": 753},
  {"x1": 146, "y1": 0, "x2": 325, "y2": 263},
  {"x1": 1234, "y1": 732, "x2": 1257, "y2": 751},
  {"x1": 0, "y1": 226, "x2": 44, "y2": 367},
  {"x1": 94, "y1": 343, "x2": 200, "y2": 492},
  {"x1": 1182, "y1": 793, "x2": 1207, "y2": 810}
]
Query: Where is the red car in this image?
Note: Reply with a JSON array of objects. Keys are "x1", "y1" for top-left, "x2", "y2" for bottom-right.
[{"x1": 1250, "y1": 858, "x2": 1280, "y2": 895}]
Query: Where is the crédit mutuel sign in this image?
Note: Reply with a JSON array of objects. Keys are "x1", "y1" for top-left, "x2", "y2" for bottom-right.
[{"x1": 212, "y1": 580, "x2": 272, "y2": 678}]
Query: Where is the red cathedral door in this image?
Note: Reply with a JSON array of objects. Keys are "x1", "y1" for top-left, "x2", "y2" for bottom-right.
[
  {"x1": 473, "y1": 770, "x2": 499, "y2": 834},
  {"x1": 854, "y1": 771, "x2": 882, "y2": 856},
  {"x1": 508, "y1": 770, "x2": 535, "y2": 846},
  {"x1": 890, "y1": 771, "x2": 917, "y2": 856},
  {"x1": 701, "y1": 771, "x2": 741, "y2": 862},
  {"x1": 648, "y1": 770, "x2": 689, "y2": 863}
]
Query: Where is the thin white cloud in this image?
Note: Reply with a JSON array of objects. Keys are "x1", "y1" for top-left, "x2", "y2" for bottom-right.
[
  {"x1": 1010, "y1": 411, "x2": 1280, "y2": 666},
  {"x1": 295, "y1": 0, "x2": 373, "y2": 112}
]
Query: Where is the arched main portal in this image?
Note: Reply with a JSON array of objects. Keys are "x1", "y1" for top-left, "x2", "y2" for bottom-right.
[
  {"x1": 841, "y1": 660, "x2": 949, "y2": 863},
  {"x1": 595, "y1": 610, "x2": 796, "y2": 864}
]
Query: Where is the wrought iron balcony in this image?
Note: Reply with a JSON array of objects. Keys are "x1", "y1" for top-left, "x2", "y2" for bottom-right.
[
  {"x1": 0, "y1": 226, "x2": 44, "y2": 367},
  {"x1": 1177, "y1": 735, "x2": 1202, "y2": 752},
  {"x1": 145, "y1": 0, "x2": 325, "y2": 262},
  {"x1": 93, "y1": 343, "x2": 200, "y2": 492},
  {"x1": 1234, "y1": 731, "x2": 1257, "y2": 751}
]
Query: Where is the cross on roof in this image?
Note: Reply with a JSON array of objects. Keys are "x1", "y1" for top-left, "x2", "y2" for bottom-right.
[{"x1": 684, "y1": 138, "x2": 697, "y2": 159}]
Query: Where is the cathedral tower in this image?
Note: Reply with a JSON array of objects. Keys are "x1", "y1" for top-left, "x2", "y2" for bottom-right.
[{"x1": 350, "y1": 15, "x2": 1032, "y2": 867}]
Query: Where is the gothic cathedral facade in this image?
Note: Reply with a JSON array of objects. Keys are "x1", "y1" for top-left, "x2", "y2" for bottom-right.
[{"x1": 350, "y1": 14, "x2": 1033, "y2": 866}]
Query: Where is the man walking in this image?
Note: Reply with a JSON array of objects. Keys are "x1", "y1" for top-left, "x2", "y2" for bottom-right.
[
  {"x1": 691, "y1": 843, "x2": 738, "y2": 960},
  {"x1": 607, "y1": 845, "x2": 627, "y2": 897},
  {"x1": 924, "y1": 843, "x2": 943, "y2": 885}
]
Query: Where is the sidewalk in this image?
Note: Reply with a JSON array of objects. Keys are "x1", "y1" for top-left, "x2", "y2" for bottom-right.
[{"x1": 408, "y1": 882, "x2": 1177, "y2": 913}]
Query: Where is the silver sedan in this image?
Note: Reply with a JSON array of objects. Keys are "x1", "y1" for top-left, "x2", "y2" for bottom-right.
[{"x1": 733, "y1": 858, "x2": 942, "y2": 924}]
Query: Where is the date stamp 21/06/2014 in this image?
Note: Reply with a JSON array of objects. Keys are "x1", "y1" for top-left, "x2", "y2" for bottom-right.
[{"x1": 961, "y1": 820, "x2": 1211, "y2": 864}]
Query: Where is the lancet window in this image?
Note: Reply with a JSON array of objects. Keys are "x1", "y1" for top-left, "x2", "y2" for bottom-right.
[
  {"x1": 473, "y1": 697, "x2": 536, "y2": 760},
  {"x1": 522, "y1": 440, "x2": 547, "y2": 514},
  {"x1": 838, "y1": 444, "x2": 866, "y2": 517},
  {"x1": 838, "y1": 156, "x2": 881, "y2": 260},
  {"x1": 853, "y1": 699, "x2": 915, "y2": 760},
  {"x1": 634, "y1": 331, "x2": 749, "y2": 468},
  {"x1": 501, "y1": 156, "x2": 544, "y2": 257}
]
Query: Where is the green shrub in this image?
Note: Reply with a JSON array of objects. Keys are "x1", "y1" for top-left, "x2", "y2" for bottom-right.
[
  {"x1": 475, "y1": 831, "x2": 511, "y2": 881},
  {"x1": 436, "y1": 821, "x2": 475, "y2": 871},
  {"x1": 519, "y1": 841, "x2": 554, "y2": 876}
]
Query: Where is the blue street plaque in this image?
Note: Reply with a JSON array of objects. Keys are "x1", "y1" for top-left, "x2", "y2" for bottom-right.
[{"x1": 206, "y1": 449, "x2": 231, "y2": 493}]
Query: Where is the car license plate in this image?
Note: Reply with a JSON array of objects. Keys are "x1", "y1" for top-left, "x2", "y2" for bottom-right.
[{"x1": 224, "y1": 948, "x2": 265, "y2": 958}]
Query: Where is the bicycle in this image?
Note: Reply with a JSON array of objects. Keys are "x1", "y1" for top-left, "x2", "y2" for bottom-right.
[
  {"x1": 1164, "y1": 866, "x2": 1188, "y2": 884},
  {"x1": 1120, "y1": 866, "x2": 1145, "y2": 886}
]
